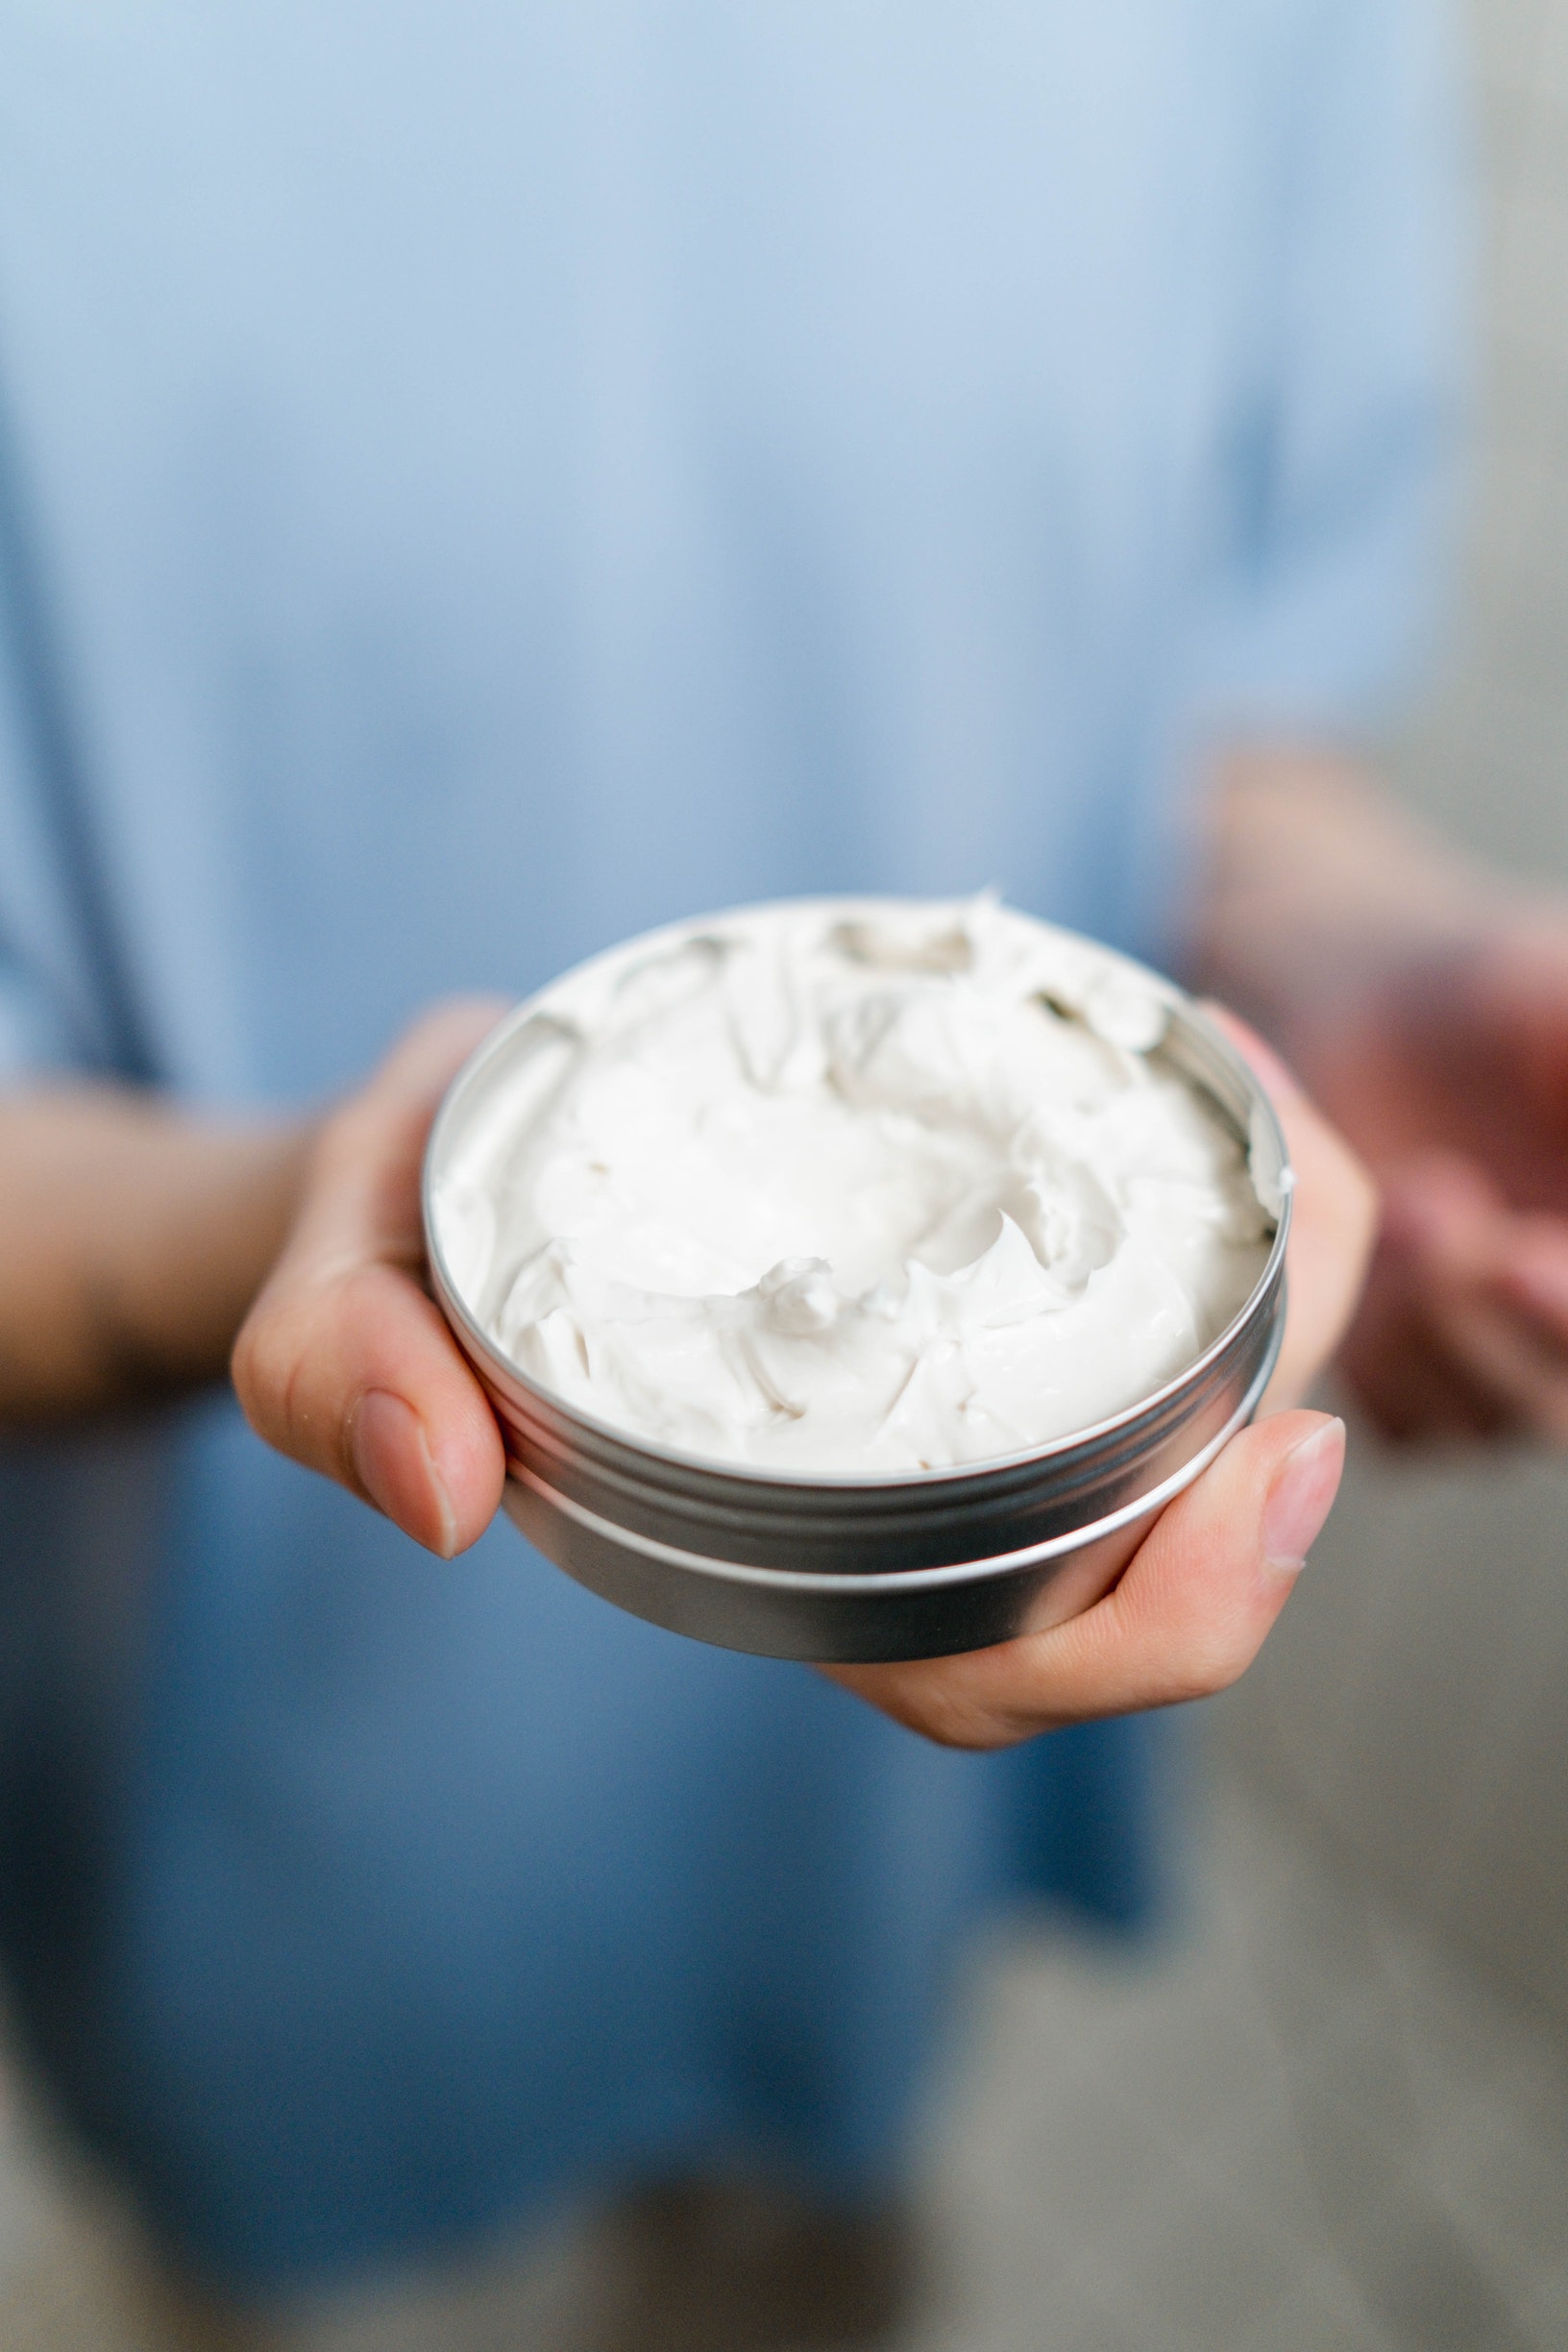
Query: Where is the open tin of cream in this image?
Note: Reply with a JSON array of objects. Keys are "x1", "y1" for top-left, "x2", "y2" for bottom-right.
[{"x1": 423, "y1": 900, "x2": 1290, "y2": 1663}]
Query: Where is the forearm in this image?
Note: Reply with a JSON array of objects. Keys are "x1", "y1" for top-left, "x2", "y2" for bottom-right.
[
  {"x1": 1189, "y1": 747, "x2": 1499, "y2": 1081},
  {"x1": 0, "y1": 1086, "x2": 312, "y2": 1422}
]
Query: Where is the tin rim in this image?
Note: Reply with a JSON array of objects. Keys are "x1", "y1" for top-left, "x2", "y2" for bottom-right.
[
  {"x1": 422, "y1": 897, "x2": 1292, "y2": 1506},
  {"x1": 502, "y1": 1306, "x2": 1282, "y2": 1595}
]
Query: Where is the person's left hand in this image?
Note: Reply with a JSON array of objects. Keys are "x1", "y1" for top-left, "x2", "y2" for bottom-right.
[
  {"x1": 830, "y1": 1015, "x2": 1375, "y2": 1745},
  {"x1": 1323, "y1": 908, "x2": 1568, "y2": 1442}
]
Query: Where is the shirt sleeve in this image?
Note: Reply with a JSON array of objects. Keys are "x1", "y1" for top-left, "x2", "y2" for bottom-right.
[
  {"x1": 0, "y1": 445, "x2": 150, "y2": 1088},
  {"x1": 1191, "y1": 0, "x2": 1473, "y2": 738},
  {"x1": 0, "y1": 630, "x2": 81, "y2": 1084}
]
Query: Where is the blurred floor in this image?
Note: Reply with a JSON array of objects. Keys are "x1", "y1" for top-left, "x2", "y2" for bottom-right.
[
  {"x1": 0, "y1": 1762, "x2": 1561, "y2": 2352},
  {"x1": 932, "y1": 1770, "x2": 1568, "y2": 2352}
]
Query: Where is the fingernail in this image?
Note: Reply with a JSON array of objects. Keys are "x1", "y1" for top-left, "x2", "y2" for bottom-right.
[
  {"x1": 350, "y1": 1388, "x2": 458, "y2": 1556},
  {"x1": 1261, "y1": 1418, "x2": 1345, "y2": 1573}
]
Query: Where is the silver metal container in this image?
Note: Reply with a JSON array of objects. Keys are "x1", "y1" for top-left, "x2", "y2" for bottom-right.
[{"x1": 423, "y1": 909, "x2": 1290, "y2": 1665}]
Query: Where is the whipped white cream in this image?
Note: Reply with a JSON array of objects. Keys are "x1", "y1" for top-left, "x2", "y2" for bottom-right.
[{"x1": 432, "y1": 899, "x2": 1276, "y2": 1474}]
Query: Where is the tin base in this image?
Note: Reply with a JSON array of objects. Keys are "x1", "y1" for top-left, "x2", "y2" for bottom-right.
[{"x1": 500, "y1": 1335, "x2": 1278, "y2": 1662}]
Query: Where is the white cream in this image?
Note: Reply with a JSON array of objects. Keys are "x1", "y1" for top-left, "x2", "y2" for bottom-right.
[{"x1": 433, "y1": 899, "x2": 1276, "y2": 1474}]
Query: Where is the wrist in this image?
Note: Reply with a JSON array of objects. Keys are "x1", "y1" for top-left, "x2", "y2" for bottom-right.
[{"x1": 0, "y1": 1091, "x2": 317, "y2": 1421}]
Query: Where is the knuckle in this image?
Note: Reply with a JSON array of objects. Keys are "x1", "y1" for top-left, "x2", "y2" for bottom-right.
[
  {"x1": 1155, "y1": 1617, "x2": 1261, "y2": 1707},
  {"x1": 841, "y1": 1668, "x2": 1037, "y2": 1752}
]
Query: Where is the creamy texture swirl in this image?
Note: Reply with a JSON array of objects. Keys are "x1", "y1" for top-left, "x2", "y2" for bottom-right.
[{"x1": 432, "y1": 900, "x2": 1276, "y2": 1473}]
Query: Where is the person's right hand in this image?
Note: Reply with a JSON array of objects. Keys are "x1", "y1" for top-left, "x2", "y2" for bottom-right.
[{"x1": 233, "y1": 999, "x2": 511, "y2": 1556}]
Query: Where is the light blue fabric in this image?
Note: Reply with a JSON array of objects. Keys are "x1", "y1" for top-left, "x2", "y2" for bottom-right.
[{"x1": 0, "y1": 0, "x2": 1464, "y2": 2295}]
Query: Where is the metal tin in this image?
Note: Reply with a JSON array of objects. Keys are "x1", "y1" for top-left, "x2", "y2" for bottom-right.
[{"x1": 423, "y1": 905, "x2": 1290, "y2": 1665}]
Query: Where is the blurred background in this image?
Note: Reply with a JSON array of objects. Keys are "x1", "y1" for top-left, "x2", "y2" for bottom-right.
[{"x1": 2, "y1": 1, "x2": 1567, "y2": 2345}]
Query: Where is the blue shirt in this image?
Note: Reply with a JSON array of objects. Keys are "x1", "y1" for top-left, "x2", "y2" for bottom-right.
[{"x1": 0, "y1": 0, "x2": 1463, "y2": 2295}]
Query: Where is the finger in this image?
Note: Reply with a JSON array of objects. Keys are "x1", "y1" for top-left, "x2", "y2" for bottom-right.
[
  {"x1": 233, "y1": 997, "x2": 509, "y2": 1556},
  {"x1": 1419, "y1": 1268, "x2": 1568, "y2": 1442},
  {"x1": 282, "y1": 997, "x2": 508, "y2": 1276},
  {"x1": 1465, "y1": 915, "x2": 1568, "y2": 1146},
  {"x1": 235, "y1": 1258, "x2": 506, "y2": 1554},
  {"x1": 827, "y1": 1409, "x2": 1343, "y2": 1749},
  {"x1": 1492, "y1": 1219, "x2": 1568, "y2": 1351},
  {"x1": 1433, "y1": 1304, "x2": 1568, "y2": 1441},
  {"x1": 1342, "y1": 1160, "x2": 1518, "y2": 1440},
  {"x1": 1351, "y1": 1153, "x2": 1568, "y2": 1442},
  {"x1": 1339, "y1": 1262, "x2": 1514, "y2": 1443},
  {"x1": 1199, "y1": 1006, "x2": 1378, "y2": 1411}
]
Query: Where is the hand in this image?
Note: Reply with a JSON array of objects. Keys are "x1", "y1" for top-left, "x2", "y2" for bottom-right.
[
  {"x1": 1195, "y1": 750, "x2": 1568, "y2": 1450},
  {"x1": 830, "y1": 1018, "x2": 1375, "y2": 1746},
  {"x1": 234, "y1": 1002, "x2": 1373, "y2": 1750},
  {"x1": 233, "y1": 1000, "x2": 511, "y2": 1556},
  {"x1": 1326, "y1": 914, "x2": 1568, "y2": 1443}
]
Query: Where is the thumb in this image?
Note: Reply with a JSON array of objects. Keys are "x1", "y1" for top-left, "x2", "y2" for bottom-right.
[
  {"x1": 828, "y1": 1409, "x2": 1345, "y2": 1748},
  {"x1": 232, "y1": 998, "x2": 508, "y2": 1555}
]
